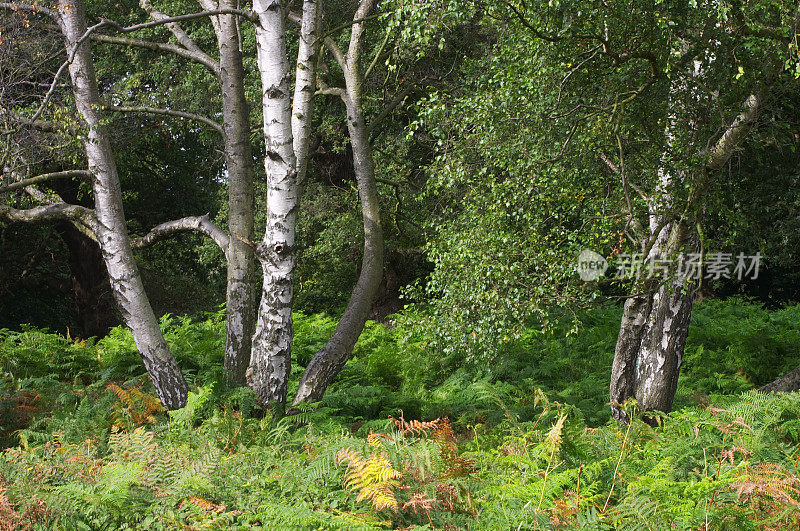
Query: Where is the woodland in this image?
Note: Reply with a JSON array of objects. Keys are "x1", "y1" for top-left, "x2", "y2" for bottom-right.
[{"x1": 1, "y1": 0, "x2": 800, "y2": 528}]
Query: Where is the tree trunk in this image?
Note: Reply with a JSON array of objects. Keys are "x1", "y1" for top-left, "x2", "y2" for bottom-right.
[
  {"x1": 293, "y1": 0, "x2": 384, "y2": 405},
  {"x1": 48, "y1": 176, "x2": 117, "y2": 338},
  {"x1": 634, "y1": 280, "x2": 693, "y2": 414},
  {"x1": 609, "y1": 61, "x2": 761, "y2": 423},
  {"x1": 213, "y1": 1, "x2": 258, "y2": 386},
  {"x1": 610, "y1": 293, "x2": 651, "y2": 423},
  {"x1": 55, "y1": 221, "x2": 117, "y2": 338},
  {"x1": 248, "y1": 0, "x2": 299, "y2": 406},
  {"x1": 760, "y1": 367, "x2": 800, "y2": 393},
  {"x1": 58, "y1": 0, "x2": 188, "y2": 409}
]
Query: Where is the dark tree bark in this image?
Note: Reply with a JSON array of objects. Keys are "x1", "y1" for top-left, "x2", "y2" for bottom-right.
[
  {"x1": 205, "y1": 0, "x2": 259, "y2": 386},
  {"x1": 54, "y1": 220, "x2": 117, "y2": 338},
  {"x1": 139, "y1": 0, "x2": 259, "y2": 386},
  {"x1": 292, "y1": 0, "x2": 384, "y2": 405},
  {"x1": 760, "y1": 367, "x2": 800, "y2": 393}
]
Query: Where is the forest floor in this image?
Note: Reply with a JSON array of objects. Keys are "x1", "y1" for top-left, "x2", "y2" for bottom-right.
[{"x1": 1, "y1": 299, "x2": 799, "y2": 529}]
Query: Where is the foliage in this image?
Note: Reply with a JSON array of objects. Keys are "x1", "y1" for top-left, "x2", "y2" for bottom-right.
[{"x1": 0, "y1": 300, "x2": 799, "y2": 528}]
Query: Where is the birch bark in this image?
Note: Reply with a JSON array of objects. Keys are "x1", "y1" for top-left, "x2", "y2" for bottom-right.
[
  {"x1": 248, "y1": 0, "x2": 320, "y2": 406},
  {"x1": 203, "y1": 0, "x2": 259, "y2": 385},
  {"x1": 293, "y1": 0, "x2": 384, "y2": 405},
  {"x1": 58, "y1": 0, "x2": 188, "y2": 409},
  {"x1": 610, "y1": 55, "x2": 760, "y2": 423}
]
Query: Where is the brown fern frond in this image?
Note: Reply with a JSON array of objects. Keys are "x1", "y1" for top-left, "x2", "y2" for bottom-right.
[
  {"x1": 402, "y1": 492, "x2": 438, "y2": 514},
  {"x1": 734, "y1": 463, "x2": 800, "y2": 508},
  {"x1": 390, "y1": 410, "x2": 441, "y2": 437},
  {"x1": 107, "y1": 383, "x2": 165, "y2": 429},
  {"x1": 432, "y1": 419, "x2": 475, "y2": 477},
  {"x1": 367, "y1": 431, "x2": 395, "y2": 446},
  {"x1": 0, "y1": 479, "x2": 23, "y2": 531},
  {"x1": 181, "y1": 496, "x2": 226, "y2": 513}
]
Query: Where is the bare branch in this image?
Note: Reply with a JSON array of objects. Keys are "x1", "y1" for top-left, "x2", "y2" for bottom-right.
[
  {"x1": 130, "y1": 214, "x2": 230, "y2": 254},
  {"x1": 288, "y1": 10, "x2": 346, "y2": 71},
  {"x1": 0, "y1": 170, "x2": 91, "y2": 194},
  {"x1": 315, "y1": 81, "x2": 346, "y2": 100},
  {"x1": 364, "y1": 24, "x2": 392, "y2": 80},
  {"x1": 90, "y1": 32, "x2": 220, "y2": 74},
  {"x1": 107, "y1": 105, "x2": 223, "y2": 135},
  {"x1": 1, "y1": 110, "x2": 64, "y2": 133},
  {"x1": 27, "y1": 59, "x2": 70, "y2": 124},
  {"x1": 140, "y1": 0, "x2": 211, "y2": 57},
  {"x1": 347, "y1": 0, "x2": 376, "y2": 71},
  {"x1": 0, "y1": 2, "x2": 57, "y2": 20},
  {"x1": 0, "y1": 202, "x2": 98, "y2": 235},
  {"x1": 323, "y1": 35, "x2": 347, "y2": 71},
  {"x1": 367, "y1": 82, "x2": 415, "y2": 134},
  {"x1": 106, "y1": 8, "x2": 258, "y2": 32}
]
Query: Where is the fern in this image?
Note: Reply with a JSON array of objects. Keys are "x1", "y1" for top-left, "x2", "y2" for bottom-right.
[
  {"x1": 337, "y1": 446, "x2": 403, "y2": 513},
  {"x1": 168, "y1": 384, "x2": 214, "y2": 433}
]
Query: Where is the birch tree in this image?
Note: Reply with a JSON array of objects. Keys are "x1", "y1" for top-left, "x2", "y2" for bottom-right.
[
  {"x1": 247, "y1": 0, "x2": 321, "y2": 406},
  {"x1": 411, "y1": 0, "x2": 798, "y2": 424},
  {"x1": 1, "y1": 0, "x2": 190, "y2": 408},
  {"x1": 292, "y1": 0, "x2": 385, "y2": 404}
]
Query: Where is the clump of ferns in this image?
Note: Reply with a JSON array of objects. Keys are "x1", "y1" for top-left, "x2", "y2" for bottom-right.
[
  {"x1": 336, "y1": 412, "x2": 478, "y2": 524},
  {"x1": 107, "y1": 382, "x2": 165, "y2": 430}
]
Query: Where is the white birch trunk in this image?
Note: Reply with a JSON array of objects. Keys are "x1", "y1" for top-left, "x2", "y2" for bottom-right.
[
  {"x1": 248, "y1": 0, "x2": 300, "y2": 406},
  {"x1": 57, "y1": 0, "x2": 188, "y2": 409},
  {"x1": 293, "y1": 0, "x2": 385, "y2": 405},
  {"x1": 610, "y1": 47, "x2": 761, "y2": 423}
]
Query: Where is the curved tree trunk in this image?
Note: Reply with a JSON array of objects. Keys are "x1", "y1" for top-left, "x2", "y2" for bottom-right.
[
  {"x1": 609, "y1": 221, "x2": 694, "y2": 425},
  {"x1": 760, "y1": 367, "x2": 800, "y2": 393},
  {"x1": 58, "y1": 0, "x2": 188, "y2": 409},
  {"x1": 292, "y1": 96, "x2": 384, "y2": 404},
  {"x1": 609, "y1": 50, "x2": 761, "y2": 423},
  {"x1": 293, "y1": 0, "x2": 384, "y2": 405}
]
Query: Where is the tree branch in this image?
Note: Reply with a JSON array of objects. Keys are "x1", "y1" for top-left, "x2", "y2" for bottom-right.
[
  {"x1": 288, "y1": 10, "x2": 347, "y2": 71},
  {"x1": 0, "y1": 2, "x2": 57, "y2": 20},
  {"x1": 130, "y1": 214, "x2": 230, "y2": 255},
  {"x1": 103, "y1": 8, "x2": 258, "y2": 32},
  {"x1": 90, "y1": 32, "x2": 220, "y2": 74},
  {"x1": 347, "y1": 0, "x2": 376, "y2": 71},
  {"x1": 0, "y1": 170, "x2": 91, "y2": 194},
  {"x1": 139, "y1": 0, "x2": 211, "y2": 57},
  {"x1": 107, "y1": 105, "x2": 223, "y2": 135},
  {"x1": 367, "y1": 82, "x2": 415, "y2": 134},
  {"x1": 706, "y1": 93, "x2": 760, "y2": 171},
  {"x1": 0, "y1": 202, "x2": 98, "y2": 236}
]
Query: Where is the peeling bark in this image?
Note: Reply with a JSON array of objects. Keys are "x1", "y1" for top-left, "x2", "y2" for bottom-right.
[
  {"x1": 609, "y1": 57, "x2": 762, "y2": 423},
  {"x1": 58, "y1": 0, "x2": 188, "y2": 409},
  {"x1": 248, "y1": 0, "x2": 300, "y2": 405}
]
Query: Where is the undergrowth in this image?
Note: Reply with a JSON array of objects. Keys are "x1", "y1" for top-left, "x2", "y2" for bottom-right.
[{"x1": 0, "y1": 299, "x2": 798, "y2": 528}]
